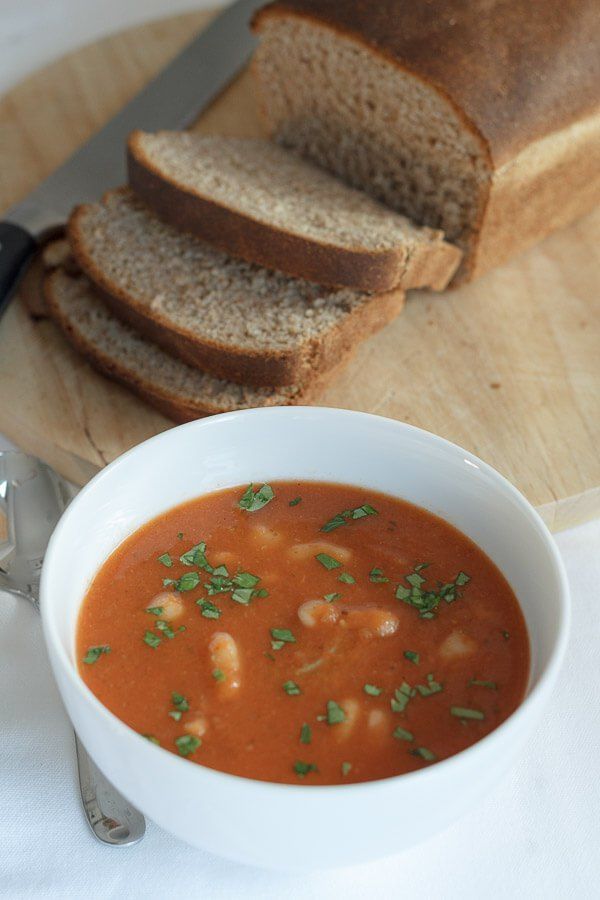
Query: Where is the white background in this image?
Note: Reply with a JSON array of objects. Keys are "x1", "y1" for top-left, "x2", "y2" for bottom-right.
[{"x1": 0, "y1": 1, "x2": 598, "y2": 897}]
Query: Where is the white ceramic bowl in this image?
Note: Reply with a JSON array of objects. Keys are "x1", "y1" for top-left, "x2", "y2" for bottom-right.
[{"x1": 40, "y1": 407, "x2": 569, "y2": 870}]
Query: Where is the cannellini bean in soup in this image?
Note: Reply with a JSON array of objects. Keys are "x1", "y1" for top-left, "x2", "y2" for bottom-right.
[
  {"x1": 439, "y1": 630, "x2": 478, "y2": 661},
  {"x1": 146, "y1": 591, "x2": 184, "y2": 621},
  {"x1": 341, "y1": 606, "x2": 399, "y2": 638},
  {"x1": 209, "y1": 632, "x2": 241, "y2": 695},
  {"x1": 367, "y1": 709, "x2": 388, "y2": 732},
  {"x1": 288, "y1": 541, "x2": 352, "y2": 564},
  {"x1": 210, "y1": 550, "x2": 237, "y2": 569},
  {"x1": 184, "y1": 717, "x2": 207, "y2": 739},
  {"x1": 250, "y1": 523, "x2": 282, "y2": 549},
  {"x1": 334, "y1": 699, "x2": 360, "y2": 742},
  {"x1": 298, "y1": 599, "x2": 340, "y2": 628}
]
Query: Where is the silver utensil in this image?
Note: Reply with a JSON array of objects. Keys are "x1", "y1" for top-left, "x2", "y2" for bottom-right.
[
  {"x1": 0, "y1": 450, "x2": 145, "y2": 845},
  {"x1": 0, "y1": 0, "x2": 264, "y2": 314}
]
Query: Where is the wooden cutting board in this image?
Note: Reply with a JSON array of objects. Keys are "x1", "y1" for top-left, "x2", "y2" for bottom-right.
[{"x1": 0, "y1": 9, "x2": 599, "y2": 529}]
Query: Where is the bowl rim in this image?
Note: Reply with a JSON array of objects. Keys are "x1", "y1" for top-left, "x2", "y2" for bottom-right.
[{"x1": 40, "y1": 406, "x2": 571, "y2": 796}]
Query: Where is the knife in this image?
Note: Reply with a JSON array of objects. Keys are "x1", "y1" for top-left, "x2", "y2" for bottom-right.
[{"x1": 0, "y1": 0, "x2": 265, "y2": 318}]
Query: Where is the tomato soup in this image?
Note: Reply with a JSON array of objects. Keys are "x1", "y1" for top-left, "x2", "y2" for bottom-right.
[{"x1": 77, "y1": 481, "x2": 530, "y2": 784}]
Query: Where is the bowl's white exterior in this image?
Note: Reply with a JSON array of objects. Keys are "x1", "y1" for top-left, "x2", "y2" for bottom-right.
[{"x1": 40, "y1": 408, "x2": 569, "y2": 870}]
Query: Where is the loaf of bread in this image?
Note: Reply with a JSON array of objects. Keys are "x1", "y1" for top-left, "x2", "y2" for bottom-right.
[
  {"x1": 68, "y1": 188, "x2": 405, "y2": 387},
  {"x1": 252, "y1": 0, "x2": 600, "y2": 282},
  {"x1": 127, "y1": 130, "x2": 460, "y2": 292}
]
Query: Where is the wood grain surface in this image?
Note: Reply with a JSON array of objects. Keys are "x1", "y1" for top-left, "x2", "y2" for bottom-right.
[{"x1": 0, "y1": 9, "x2": 598, "y2": 530}]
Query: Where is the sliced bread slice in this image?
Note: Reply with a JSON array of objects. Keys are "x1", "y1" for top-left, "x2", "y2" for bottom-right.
[
  {"x1": 45, "y1": 268, "x2": 325, "y2": 422},
  {"x1": 68, "y1": 188, "x2": 405, "y2": 387},
  {"x1": 127, "y1": 131, "x2": 461, "y2": 292}
]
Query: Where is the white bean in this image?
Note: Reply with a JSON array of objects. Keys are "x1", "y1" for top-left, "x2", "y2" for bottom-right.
[
  {"x1": 184, "y1": 717, "x2": 207, "y2": 739},
  {"x1": 250, "y1": 523, "x2": 282, "y2": 549},
  {"x1": 342, "y1": 607, "x2": 399, "y2": 638},
  {"x1": 367, "y1": 709, "x2": 387, "y2": 731},
  {"x1": 298, "y1": 599, "x2": 340, "y2": 628},
  {"x1": 209, "y1": 631, "x2": 241, "y2": 695},
  {"x1": 439, "y1": 630, "x2": 478, "y2": 661},
  {"x1": 146, "y1": 591, "x2": 184, "y2": 621},
  {"x1": 288, "y1": 541, "x2": 352, "y2": 564},
  {"x1": 210, "y1": 550, "x2": 237, "y2": 569},
  {"x1": 334, "y1": 698, "x2": 360, "y2": 742}
]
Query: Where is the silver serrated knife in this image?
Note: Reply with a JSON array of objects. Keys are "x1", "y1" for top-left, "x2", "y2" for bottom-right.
[{"x1": 0, "y1": 0, "x2": 265, "y2": 317}]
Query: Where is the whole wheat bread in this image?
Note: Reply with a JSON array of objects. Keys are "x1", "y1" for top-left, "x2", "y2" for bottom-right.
[
  {"x1": 127, "y1": 130, "x2": 460, "y2": 292},
  {"x1": 252, "y1": 1, "x2": 600, "y2": 282},
  {"x1": 45, "y1": 268, "x2": 325, "y2": 422},
  {"x1": 68, "y1": 188, "x2": 405, "y2": 387}
]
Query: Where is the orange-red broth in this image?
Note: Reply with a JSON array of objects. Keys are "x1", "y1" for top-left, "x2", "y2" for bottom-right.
[{"x1": 77, "y1": 482, "x2": 529, "y2": 784}]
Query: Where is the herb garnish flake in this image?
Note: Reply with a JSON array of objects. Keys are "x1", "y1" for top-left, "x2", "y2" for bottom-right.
[{"x1": 83, "y1": 645, "x2": 110, "y2": 664}]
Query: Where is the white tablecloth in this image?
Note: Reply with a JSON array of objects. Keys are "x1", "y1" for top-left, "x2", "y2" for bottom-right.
[{"x1": 1, "y1": 3, "x2": 599, "y2": 895}]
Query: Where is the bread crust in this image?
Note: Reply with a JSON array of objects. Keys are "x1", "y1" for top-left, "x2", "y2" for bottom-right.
[
  {"x1": 67, "y1": 191, "x2": 405, "y2": 387},
  {"x1": 127, "y1": 131, "x2": 460, "y2": 292},
  {"x1": 253, "y1": 0, "x2": 600, "y2": 169},
  {"x1": 44, "y1": 270, "x2": 327, "y2": 422}
]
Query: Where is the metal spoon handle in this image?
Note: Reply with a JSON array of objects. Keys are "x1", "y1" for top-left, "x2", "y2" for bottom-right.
[
  {"x1": 0, "y1": 450, "x2": 146, "y2": 846},
  {"x1": 75, "y1": 732, "x2": 145, "y2": 845}
]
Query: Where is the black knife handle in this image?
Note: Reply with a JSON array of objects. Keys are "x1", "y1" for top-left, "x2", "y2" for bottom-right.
[{"x1": 0, "y1": 221, "x2": 37, "y2": 319}]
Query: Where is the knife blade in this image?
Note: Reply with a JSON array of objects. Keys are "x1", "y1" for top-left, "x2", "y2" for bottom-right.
[{"x1": 0, "y1": 0, "x2": 264, "y2": 315}]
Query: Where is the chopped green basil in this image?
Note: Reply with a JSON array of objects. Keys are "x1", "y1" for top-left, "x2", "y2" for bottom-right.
[
  {"x1": 157, "y1": 553, "x2": 173, "y2": 567},
  {"x1": 173, "y1": 571, "x2": 201, "y2": 592},
  {"x1": 197, "y1": 598, "x2": 221, "y2": 619},
  {"x1": 396, "y1": 565, "x2": 471, "y2": 618},
  {"x1": 450, "y1": 706, "x2": 485, "y2": 720},
  {"x1": 82, "y1": 644, "x2": 110, "y2": 664},
  {"x1": 233, "y1": 571, "x2": 260, "y2": 589},
  {"x1": 142, "y1": 734, "x2": 160, "y2": 745},
  {"x1": 300, "y1": 723, "x2": 312, "y2": 744},
  {"x1": 283, "y1": 680, "x2": 301, "y2": 696},
  {"x1": 341, "y1": 761, "x2": 352, "y2": 776},
  {"x1": 469, "y1": 678, "x2": 497, "y2": 690},
  {"x1": 415, "y1": 673, "x2": 443, "y2": 697},
  {"x1": 411, "y1": 746, "x2": 437, "y2": 762},
  {"x1": 293, "y1": 760, "x2": 317, "y2": 778},
  {"x1": 175, "y1": 735, "x2": 201, "y2": 757},
  {"x1": 231, "y1": 587, "x2": 254, "y2": 605},
  {"x1": 315, "y1": 552, "x2": 341, "y2": 570},
  {"x1": 321, "y1": 504, "x2": 378, "y2": 533},
  {"x1": 270, "y1": 628, "x2": 296, "y2": 643},
  {"x1": 391, "y1": 682, "x2": 415, "y2": 713},
  {"x1": 155, "y1": 619, "x2": 185, "y2": 640},
  {"x1": 325, "y1": 700, "x2": 346, "y2": 725},
  {"x1": 168, "y1": 710, "x2": 182, "y2": 721},
  {"x1": 238, "y1": 483, "x2": 275, "y2": 512},
  {"x1": 338, "y1": 572, "x2": 355, "y2": 584},
  {"x1": 369, "y1": 567, "x2": 389, "y2": 583},
  {"x1": 172, "y1": 692, "x2": 189, "y2": 712},
  {"x1": 363, "y1": 684, "x2": 382, "y2": 697},
  {"x1": 177, "y1": 532, "x2": 184, "y2": 540},
  {"x1": 146, "y1": 606, "x2": 164, "y2": 616},
  {"x1": 212, "y1": 668, "x2": 225, "y2": 682},
  {"x1": 206, "y1": 572, "x2": 232, "y2": 595},
  {"x1": 271, "y1": 640, "x2": 285, "y2": 651},
  {"x1": 404, "y1": 650, "x2": 420, "y2": 665},
  {"x1": 179, "y1": 541, "x2": 211, "y2": 570},
  {"x1": 143, "y1": 631, "x2": 161, "y2": 649},
  {"x1": 393, "y1": 726, "x2": 414, "y2": 742},
  {"x1": 289, "y1": 497, "x2": 302, "y2": 507},
  {"x1": 323, "y1": 592, "x2": 341, "y2": 603}
]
